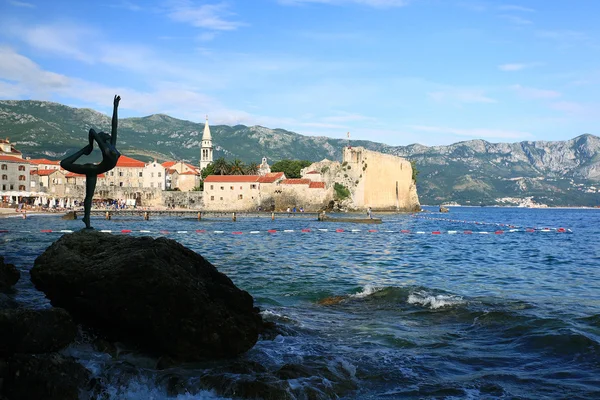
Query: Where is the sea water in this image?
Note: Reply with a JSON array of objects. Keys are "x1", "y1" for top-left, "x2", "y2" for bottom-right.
[{"x1": 1, "y1": 207, "x2": 599, "y2": 399}]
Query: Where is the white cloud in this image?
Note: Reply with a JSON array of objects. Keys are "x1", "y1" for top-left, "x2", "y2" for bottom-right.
[
  {"x1": 8, "y1": 1, "x2": 35, "y2": 8},
  {"x1": 498, "y1": 62, "x2": 541, "y2": 71},
  {"x1": 167, "y1": 1, "x2": 245, "y2": 31},
  {"x1": 0, "y1": 46, "x2": 253, "y2": 124},
  {"x1": 500, "y1": 14, "x2": 532, "y2": 25},
  {"x1": 109, "y1": 1, "x2": 143, "y2": 11},
  {"x1": 550, "y1": 101, "x2": 599, "y2": 117},
  {"x1": 511, "y1": 84, "x2": 561, "y2": 100},
  {"x1": 277, "y1": 0, "x2": 409, "y2": 8},
  {"x1": 0, "y1": 46, "x2": 70, "y2": 89},
  {"x1": 13, "y1": 23, "x2": 97, "y2": 62},
  {"x1": 428, "y1": 88, "x2": 496, "y2": 104},
  {"x1": 498, "y1": 4, "x2": 534, "y2": 12},
  {"x1": 411, "y1": 125, "x2": 531, "y2": 140}
]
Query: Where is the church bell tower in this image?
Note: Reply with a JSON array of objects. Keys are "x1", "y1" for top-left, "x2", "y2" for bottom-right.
[{"x1": 200, "y1": 116, "x2": 213, "y2": 172}]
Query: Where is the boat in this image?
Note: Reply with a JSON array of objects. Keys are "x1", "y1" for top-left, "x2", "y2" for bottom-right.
[{"x1": 317, "y1": 214, "x2": 382, "y2": 224}]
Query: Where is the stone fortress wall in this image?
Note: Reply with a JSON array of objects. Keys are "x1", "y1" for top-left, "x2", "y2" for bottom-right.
[{"x1": 301, "y1": 147, "x2": 420, "y2": 212}]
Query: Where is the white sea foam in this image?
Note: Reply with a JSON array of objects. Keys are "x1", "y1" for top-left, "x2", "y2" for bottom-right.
[
  {"x1": 98, "y1": 376, "x2": 227, "y2": 399},
  {"x1": 350, "y1": 284, "x2": 383, "y2": 298},
  {"x1": 407, "y1": 291, "x2": 465, "y2": 309}
]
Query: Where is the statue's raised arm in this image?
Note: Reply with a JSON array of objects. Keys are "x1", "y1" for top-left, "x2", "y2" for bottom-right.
[{"x1": 111, "y1": 95, "x2": 120, "y2": 146}]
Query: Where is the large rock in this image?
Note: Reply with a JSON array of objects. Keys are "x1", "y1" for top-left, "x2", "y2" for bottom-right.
[
  {"x1": 1, "y1": 353, "x2": 90, "y2": 400},
  {"x1": 0, "y1": 257, "x2": 20, "y2": 290},
  {"x1": 30, "y1": 231, "x2": 263, "y2": 361},
  {"x1": 0, "y1": 308, "x2": 76, "y2": 355}
]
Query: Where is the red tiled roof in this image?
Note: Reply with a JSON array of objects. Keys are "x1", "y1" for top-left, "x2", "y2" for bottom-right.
[
  {"x1": 281, "y1": 178, "x2": 311, "y2": 185},
  {"x1": 29, "y1": 158, "x2": 60, "y2": 165},
  {"x1": 30, "y1": 169, "x2": 57, "y2": 176},
  {"x1": 116, "y1": 155, "x2": 145, "y2": 168},
  {"x1": 0, "y1": 155, "x2": 29, "y2": 163},
  {"x1": 166, "y1": 168, "x2": 177, "y2": 174},
  {"x1": 257, "y1": 172, "x2": 284, "y2": 183},
  {"x1": 185, "y1": 163, "x2": 199, "y2": 171},
  {"x1": 204, "y1": 175, "x2": 259, "y2": 183},
  {"x1": 162, "y1": 161, "x2": 176, "y2": 168},
  {"x1": 65, "y1": 172, "x2": 105, "y2": 178},
  {"x1": 307, "y1": 171, "x2": 319, "y2": 174},
  {"x1": 179, "y1": 171, "x2": 199, "y2": 176},
  {"x1": 309, "y1": 181, "x2": 326, "y2": 189}
]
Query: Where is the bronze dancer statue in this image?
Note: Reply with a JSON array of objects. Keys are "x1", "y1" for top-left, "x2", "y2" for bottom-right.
[{"x1": 60, "y1": 95, "x2": 121, "y2": 229}]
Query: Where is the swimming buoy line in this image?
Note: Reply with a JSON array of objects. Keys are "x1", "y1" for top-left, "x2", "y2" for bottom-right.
[
  {"x1": 411, "y1": 215, "x2": 571, "y2": 233},
  {"x1": 0, "y1": 227, "x2": 570, "y2": 235}
]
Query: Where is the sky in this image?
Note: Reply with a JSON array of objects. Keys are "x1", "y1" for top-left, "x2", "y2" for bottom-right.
[{"x1": 0, "y1": 0, "x2": 599, "y2": 147}]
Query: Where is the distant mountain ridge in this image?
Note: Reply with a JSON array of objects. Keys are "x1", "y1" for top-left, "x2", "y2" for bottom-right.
[{"x1": 1, "y1": 100, "x2": 599, "y2": 206}]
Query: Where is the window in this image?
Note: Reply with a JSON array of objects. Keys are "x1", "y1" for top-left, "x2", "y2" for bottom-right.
[
  {"x1": 210, "y1": 185, "x2": 213, "y2": 190},
  {"x1": 119, "y1": 171, "x2": 123, "y2": 177},
  {"x1": 159, "y1": 183, "x2": 162, "y2": 189},
  {"x1": 19, "y1": 185, "x2": 25, "y2": 191},
  {"x1": 230, "y1": 186, "x2": 234, "y2": 190},
  {"x1": 110, "y1": 171, "x2": 114, "y2": 176},
  {"x1": 139, "y1": 172, "x2": 143, "y2": 177},
  {"x1": 18, "y1": 175, "x2": 25, "y2": 181},
  {"x1": 1, "y1": 185, "x2": 4, "y2": 190},
  {"x1": 151, "y1": 172, "x2": 154, "y2": 178},
  {"x1": 220, "y1": 186, "x2": 224, "y2": 190},
  {"x1": 139, "y1": 182, "x2": 143, "y2": 187},
  {"x1": 1, "y1": 164, "x2": 6, "y2": 170},
  {"x1": 18, "y1": 165, "x2": 25, "y2": 171},
  {"x1": 1, "y1": 175, "x2": 6, "y2": 180},
  {"x1": 119, "y1": 182, "x2": 123, "y2": 187},
  {"x1": 150, "y1": 182, "x2": 154, "y2": 188},
  {"x1": 210, "y1": 196, "x2": 214, "y2": 200},
  {"x1": 251, "y1": 184, "x2": 257, "y2": 189},
  {"x1": 158, "y1": 172, "x2": 161, "y2": 177},
  {"x1": 9, "y1": 184, "x2": 13, "y2": 190},
  {"x1": 220, "y1": 197, "x2": 223, "y2": 201},
  {"x1": 238, "y1": 194, "x2": 243, "y2": 200},
  {"x1": 39, "y1": 182, "x2": 43, "y2": 187}
]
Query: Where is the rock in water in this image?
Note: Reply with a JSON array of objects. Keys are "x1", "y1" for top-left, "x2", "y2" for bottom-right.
[
  {"x1": 30, "y1": 231, "x2": 264, "y2": 361},
  {"x1": 0, "y1": 308, "x2": 76, "y2": 355},
  {"x1": 0, "y1": 256, "x2": 20, "y2": 290}
]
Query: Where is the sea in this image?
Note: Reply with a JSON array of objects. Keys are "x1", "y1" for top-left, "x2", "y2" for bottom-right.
[{"x1": 1, "y1": 206, "x2": 599, "y2": 399}]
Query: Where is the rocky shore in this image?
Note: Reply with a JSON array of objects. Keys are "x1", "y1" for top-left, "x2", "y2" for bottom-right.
[{"x1": 0, "y1": 233, "x2": 293, "y2": 399}]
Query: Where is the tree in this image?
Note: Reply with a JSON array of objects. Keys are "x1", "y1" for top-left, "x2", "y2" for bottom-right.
[
  {"x1": 212, "y1": 157, "x2": 230, "y2": 175},
  {"x1": 201, "y1": 162, "x2": 215, "y2": 179},
  {"x1": 271, "y1": 159, "x2": 312, "y2": 179},
  {"x1": 410, "y1": 160, "x2": 419, "y2": 183},
  {"x1": 245, "y1": 162, "x2": 259, "y2": 175},
  {"x1": 229, "y1": 159, "x2": 246, "y2": 175}
]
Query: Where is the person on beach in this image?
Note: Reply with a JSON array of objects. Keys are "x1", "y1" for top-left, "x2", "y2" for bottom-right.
[{"x1": 60, "y1": 95, "x2": 121, "y2": 229}]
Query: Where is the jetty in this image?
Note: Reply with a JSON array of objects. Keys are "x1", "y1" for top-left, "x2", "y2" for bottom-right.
[{"x1": 89, "y1": 209, "x2": 320, "y2": 220}]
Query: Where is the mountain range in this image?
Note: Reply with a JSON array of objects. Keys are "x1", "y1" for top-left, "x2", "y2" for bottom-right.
[{"x1": 1, "y1": 100, "x2": 599, "y2": 207}]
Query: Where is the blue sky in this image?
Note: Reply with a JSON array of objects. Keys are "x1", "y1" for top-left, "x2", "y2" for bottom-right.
[{"x1": 0, "y1": 0, "x2": 598, "y2": 146}]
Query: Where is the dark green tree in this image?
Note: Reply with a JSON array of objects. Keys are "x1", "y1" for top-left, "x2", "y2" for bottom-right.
[
  {"x1": 410, "y1": 160, "x2": 419, "y2": 183},
  {"x1": 230, "y1": 159, "x2": 246, "y2": 175},
  {"x1": 212, "y1": 157, "x2": 230, "y2": 175},
  {"x1": 271, "y1": 159, "x2": 312, "y2": 178},
  {"x1": 201, "y1": 162, "x2": 215, "y2": 179},
  {"x1": 245, "y1": 162, "x2": 259, "y2": 175}
]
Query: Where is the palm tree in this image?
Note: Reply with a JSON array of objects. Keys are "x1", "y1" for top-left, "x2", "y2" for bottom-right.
[
  {"x1": 212, "y1": 157, "x2": 230, "y2": 175},
  {"x1": 230, "y1": 159, "x2": 246, "y2": 175},
  {"x1": 245, "y1": 162, "x2": 259, "y2": 175}
]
